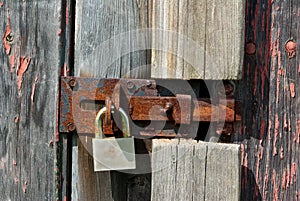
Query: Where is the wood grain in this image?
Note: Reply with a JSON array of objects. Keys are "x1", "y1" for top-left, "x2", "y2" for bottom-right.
[
  {"x1": 151, "y1": 0, "x2": 245, "y2": 79},
  {"x1": 151, "y1": 139, "x2": 240, "y2": 201},
  {"x1": 0, "y1": 1, "x2": 62, "y2": 200},
  {"x1": 74, "y1": 0, "x2": 152, "y2": 200}
]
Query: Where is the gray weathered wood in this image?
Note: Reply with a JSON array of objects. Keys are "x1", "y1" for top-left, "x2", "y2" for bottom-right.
[
  {"x1": 205, "y1": 142, "x2": 241, "y2": 201},
  {"x1": 151, "y1": 139, "x2": 240, "y2": 201},
  {"x1": 151, "y1": 0, "x2": 245, "y2": 79},
  {"x1": 74, "y1": 0, "x2": 152, "y2": 200},
  {"x1": 0, "y1": 1, "x2": 62, "y2": 200}
]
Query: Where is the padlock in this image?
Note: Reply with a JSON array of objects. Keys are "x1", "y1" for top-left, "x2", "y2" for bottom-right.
[{"x1": 92, "y1": 106, "x2": 136, "y2": 172}]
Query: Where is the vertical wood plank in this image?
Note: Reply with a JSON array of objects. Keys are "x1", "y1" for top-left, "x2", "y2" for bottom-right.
[
  {"x1": 205, "y1": 0, "x2": 245, "y2": 79},
  {"x1": 0, "y1": 1, "x2": 62, "y2": 200},
  {"x1": 151, "y1": 139, "x2": 240, "y2": 201},
  {"x1": 74, "y1": 0, "x2": 152, "y2": 200},
  {"x1": 151, "y1": 0, "x2": 245, "y2": 80},
  {"x1": 205, "y1": 143, "x2": 241, "y2": 201}
]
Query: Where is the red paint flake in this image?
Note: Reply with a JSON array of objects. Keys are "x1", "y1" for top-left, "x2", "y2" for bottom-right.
[
  {"x1": 14, "y1": 116, "x2": 19, "y2": 123},
  {"x1": 290, "y1": 83, "x2": 295, "y2": 98},
  {"x1": 23, "y1": 181, "x2": 27, "y2": 193},
  {"x1": 298, "y1": 63, "x2": 300, "y2": 74},
  {"x1": 272, "y1": 170, "x2": 279, "y2": 201},
  {"x1": 58, "y1": 29, "x2": 62, "y2": 36},
  {"x1": 282, "y1": 169, "x2": 287, "y2": 189},
  {"x1": 0, "y1": 2, "x2": 3, "y2": 7},
  {"x1": 275, "y1": 6, "x2": 280, "y2": 11},
  {"x1": 273, "y1": 115, "x2": 279, "y2": 156},
  {"x1": 286, "y1": 168, "x2": 290, "y2": 189},
  {"x1": 13, "y1": 159, "x2": 17, "y2": 166},
  {"x1": 17, "y1": 57, "x2": 31, "y2": 91},
  {"x1": 64, "y1": 196, "x2": 67, "y2": 201},
  {"x1": 278, "y1": 50, "x2": 281, "y2": 68},
  {"x1": 2, "y1": 8, "x2": 11, "y2": 55},
  {"x1": 263, "y1": 165, "x2": 269, "y2": 200},
  {"x1": 30, "y1": 75, "x2": 38, "y2": 102},
  {"x1": 279, "y1": 147, "x2": 284, "y2": 160},
  {"x1": 292, "y1": 162, "x2": 297, "y2": 183},
  {"x1": 66, "y1": 5, "x2": 69, "y2": 25},
  {"x1": 9, "y1": 53, "x2": 15, "y2": 72}
]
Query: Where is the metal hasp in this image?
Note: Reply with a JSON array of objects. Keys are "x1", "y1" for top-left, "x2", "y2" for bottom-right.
[{"x1": 59, "y1": 76, "x2": 241, "y2": 138}]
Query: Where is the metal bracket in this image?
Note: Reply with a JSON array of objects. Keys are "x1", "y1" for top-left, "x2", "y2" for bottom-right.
[{"x1": 59, "y1": 77, "x2": 241, "y2": 138}]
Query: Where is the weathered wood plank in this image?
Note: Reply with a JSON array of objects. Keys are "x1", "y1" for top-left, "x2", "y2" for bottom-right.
[
  {"x1": 75, "y1": 0, "x2": 151, "y2": 78},
  {"x1": 0, "y1": 1, "x2": 62, "y2": 200},
  {"x1": 205, "y1": 142, "x2": 241, "y2": 200},
  {"x1": 151, "y1": 0, "x2": 245, "y2": 79},
  {"x1": 151, "y1": 139, "x2": 240, "y2": 201},
  {"x1": 74, "y1": 0, "x2": 152, "y2": 200},
  {"x1": 239, "y1": 0, "x2": 300, "y2": 200}
]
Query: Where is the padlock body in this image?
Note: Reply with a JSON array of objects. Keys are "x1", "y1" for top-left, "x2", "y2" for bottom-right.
[{"x1": 92, "y1": 137, "x2": 136, "y2": 171}]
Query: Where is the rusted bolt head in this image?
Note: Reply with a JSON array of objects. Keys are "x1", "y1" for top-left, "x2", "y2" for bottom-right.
[
  {"x1": 127, "y1": 81, "x2": 135, "y2": 90},
  {"x1": 67, "y1": 122, "x2": 76, "y2": 132},
  {"x1": 68, "y1": 78, "x2": 76, "y2": 87},
  {"x1": 245, "y1": 42, "x2": 256, "y2": 55},
  {"x1": 285, "y1": 40, "x2": 296, "y2": 58},
  {"x1": 5, "y1": 32, "x2": 14, "y2": 43},
  {"x1": 146, "y1": 80, "x2": 152, "y2": 87}
]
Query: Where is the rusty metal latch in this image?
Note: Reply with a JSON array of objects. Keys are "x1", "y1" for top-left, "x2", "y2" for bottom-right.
[{"x1": 59, "y1": 77, "x2": 241, "y2": 138}]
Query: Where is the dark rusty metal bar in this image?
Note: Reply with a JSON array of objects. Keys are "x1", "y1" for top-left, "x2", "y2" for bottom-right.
[{"x1": 59, "y1": 77, "x2": 241, "y2": 137}]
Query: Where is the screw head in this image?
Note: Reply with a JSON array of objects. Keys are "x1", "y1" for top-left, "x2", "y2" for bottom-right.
[
  {"x1": 67, "y1": 122, "x2": 76, "y2": 132},
  {"x1": 68, "y1": 78, "x2": 76, "y2": 87},
  {"x1": 5, "y1": 32, "x2": 13, "y2": 43}
]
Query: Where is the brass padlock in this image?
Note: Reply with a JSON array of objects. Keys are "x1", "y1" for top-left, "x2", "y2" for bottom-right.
[{"x1": 92, "y1": 106, "x2": 136, "y2": 172}]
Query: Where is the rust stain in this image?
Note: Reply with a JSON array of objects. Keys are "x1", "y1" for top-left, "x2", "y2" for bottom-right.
[
  {"x1": 290, "y1": 83, "x2": 295, "y2": 98},
  {"x1": 17, "y1": 57, "x2": 31, "y2": 91},
  {"x1": 3, "y1": 8, "x2": 11, "y2": 55},
  {"x1": 23, "y1": 181, "x2": 27, "y2": 193},
  {"x1": 30, "y1": 75, "x2": 38, "y2": 102}
]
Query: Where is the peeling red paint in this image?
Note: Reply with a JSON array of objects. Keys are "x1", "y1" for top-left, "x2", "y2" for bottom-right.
[
  {"x1": 3, "y1": 8, "x2": 11, "y2": 55},
  {"x1": 290, "y1": 83, "x2": 295, "y2": 97},
  {"x1": 9, "y1": 53, "x2": 15, "y2": 72},
  {"x1": 17, "y1": 57, "x2": 31, "y2": 91},
  {"x1": 273, "y1": 115, "x2": 279, "y2": 156},
  {"x1": 285, "y1": 40, "x2": 297, "y2": 58},
  {"x1": 13, "y1": 159, "x2": 17, "y2": 166},
  {"x1": 30, "y1": 75, "x2": 38, "y2": 102},
  {"x1": 282, "y1": 169, "x2": 286, "y2": 189},
  {"x1": 66, "y1": 5, "x2": 69, "y2": 25},
  {"x1": 58, "y1": 29, "x2": 62, "y2": 36},
  {"x1": 63, "y1": 196, "x2": 67, "y2": 201},
  {"x1": 292, "y1": 162, "x2": 297, "y2": 183},
  {"x1": 272, "y1": 170, "x2": 279, "y2": 201},
  {"x1": 14, "y1": 116, "x2": 19, "y2": 123},
  {"x1": 263, "y1": 165, "x2": 269, "y2": 200},
  {"x1": 279, "y1": 147, "x2": 284, "y2": 160},
  {"x1": 23, "y1": 181, "x2": 27, "y2": 193},
  {"x1": 0, "y1": 2, "x2": 3, "y2": 7},
  {"x1": 275, "y1": 6, "x2": 280, "y2": 11}
]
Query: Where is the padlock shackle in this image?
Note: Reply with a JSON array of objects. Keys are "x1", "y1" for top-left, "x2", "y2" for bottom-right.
[{"x1": 95, "y1": 106, "x2": 130, "y2": 139}]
